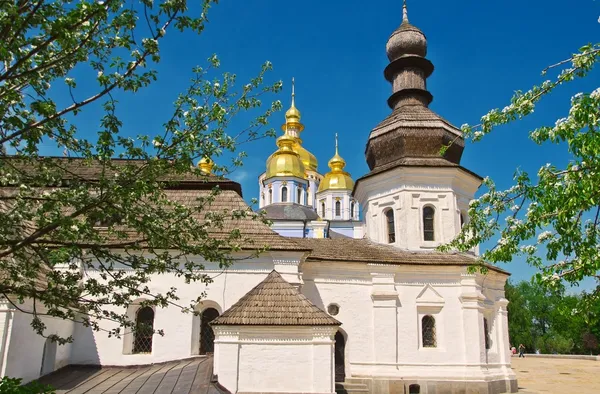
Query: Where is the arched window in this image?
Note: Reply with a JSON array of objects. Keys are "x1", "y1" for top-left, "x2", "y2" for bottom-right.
[
  {"x1": 385, "y1": 209, "x2": 395, "y2": 243},
  {"x1": 297, "y1": 188, "x2": 302, "y2": 204},
  {"x1": 423, "y1": 206, "x2": 435, "y2": 241},
  {"x1": 460, "y1": 211, "x2": 465, "y2": 228},
  {"x1": 484, "y1": 317, "x2": 491, "y2": 349},
  {"x1": 200, "y1": 308, "x2": 220, "y2": 355},
  {"x1": 133, "y1": 306, "x2": 154, "y2": 354},
  {"x1": 335, "y1": 201, "x2": 341, "y2": 216},
  {"x1": 350, "y1": 202, "x2": 355, "y2": 219},
  {"x1": 269, "y1": 188, "x2": 273, "y2": 204},
  {"x1": 422, "y1": 315, "x2": 437, "y2": 348},
  {"x1": 321, "y1": 201, "x2": 326, "y2": 217},
  {"x1": 281, "y1": 186, "x2": 288, "y2": 202}
]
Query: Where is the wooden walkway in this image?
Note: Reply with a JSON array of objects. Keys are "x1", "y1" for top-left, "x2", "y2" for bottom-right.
[{"x1": 37, "y1": 357, "x2": 229, "y2": 394}]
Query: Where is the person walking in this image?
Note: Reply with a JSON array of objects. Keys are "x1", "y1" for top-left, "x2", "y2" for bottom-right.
[{"x1": 518, "y1": 344, "x2": 525, "y2": 358}]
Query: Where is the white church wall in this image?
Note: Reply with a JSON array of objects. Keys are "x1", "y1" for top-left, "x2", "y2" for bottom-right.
[
  {"x1": 0, "y1": 299, "x2": 74, "y2": 383},
  {"x1": 302, "y1": 261, "x2": 513, "y2": 383},
  {"x1": 354, "y1": 167, "x2": 481, "y2": 251},
  {"x1": 213, "y1": 326, "x2": 336, "y2": 394},
  {"x1": 70, "y1": 251, "x2": 303, "y2": 366}
]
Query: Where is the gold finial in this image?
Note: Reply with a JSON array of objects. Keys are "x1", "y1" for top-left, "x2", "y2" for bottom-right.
[
  {"x1": 335, "y1": 132, "x2": 339, "y2": 155},
  {"x1": 402, "y1": 0, "x2": 408, "y2": 23},
  {"x1": 291, "y1": 77, "x2": 295, "y2": 107},
  {"x1": 199, "y1": 156, "x2": 214, "y2": 175}
]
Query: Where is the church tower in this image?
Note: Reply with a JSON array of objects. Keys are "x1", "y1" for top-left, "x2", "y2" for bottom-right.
[{"x1": 353, "y1": 2, "x2": 482, "y2": 250}]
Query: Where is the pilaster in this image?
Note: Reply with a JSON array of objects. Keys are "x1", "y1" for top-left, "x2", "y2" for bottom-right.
[{"x1": 370, "y1": 267, "x2": 399, "y2": 364}]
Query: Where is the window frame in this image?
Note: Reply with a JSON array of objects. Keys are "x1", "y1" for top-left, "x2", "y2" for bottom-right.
[
  {"x1": 384, "y1": 208, "x2": 395, "y2": 244},
  {"x1": 335, "y1": 200, "x2": 341, "y2": 217},
  {"x1": 423, "y1": 205, "x2": 435, "y2": 241},
  {"x1": 421, "y1": 315, "x2": 437, "y2": 348},
  {"x1": 281, "y1": 186, "x2": 288, "y2": 203},
  {"x1": 132, "y1": 306, "x2": 155, "y2": 354}
]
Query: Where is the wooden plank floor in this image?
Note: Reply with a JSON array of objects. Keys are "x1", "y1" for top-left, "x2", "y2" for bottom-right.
[{"x1": 36, "y1": 357, "x2": 227, "y2": 394}]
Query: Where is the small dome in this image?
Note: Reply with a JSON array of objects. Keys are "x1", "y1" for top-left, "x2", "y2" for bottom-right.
[
  {"x1": 198, "y1": 156, "x2": 214, "y2": 174},
  {"x1": 285, "y1": 105, "x2": 301, "y2": 124},
  {"x1": 385, "y1": 5, "x2": 427, "y2": 61},
  {"x1": 266, "y1": 134, "x2": 305, "y2": 179},
  {"x1": 318, "y1": 135, "x2": 354, "y2": 192}
]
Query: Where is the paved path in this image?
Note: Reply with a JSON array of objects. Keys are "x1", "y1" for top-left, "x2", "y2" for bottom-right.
[
  {"x1": 512, "y1": 356, "x2": 600, "y2": 393},
  {"x1": 37, "y1": 357, "x2": 228, "y2": 394}
]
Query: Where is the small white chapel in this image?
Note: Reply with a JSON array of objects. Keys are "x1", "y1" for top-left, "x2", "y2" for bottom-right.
[{"x1": 0, "y1": 2, "x2": 517, "y2": 394}]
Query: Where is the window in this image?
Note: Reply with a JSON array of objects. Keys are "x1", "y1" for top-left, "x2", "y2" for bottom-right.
[
  {"x1": 350, "y1": 202, "x2": 355, "y2": 219},
  {"x1": 423, "y1": 206, "x2": 435, "y2": 241},
  {"x1": 281, "y1": 186, "x2": 288, "y2": 202},
  {"x1": 200, "y1": 308, "x2": 220, "y2": 355},
  {"x1": 460, "y1": 211, "x2": 465, "y2": 228},
  {"x1": 484, "y1": 317, "x2": 491, "y2": 349},
  {"x1": 321, "y1": 201, "x2": 326, "y2": 217},
  {"x1": 133, "y1": 306, "x2": 154, "y2": 354},
  {"x1": 297, "y1": 188, "x2": 302, "y2": 204},
  {"x1": 385, "y1": 209, "x2": 395, "y2": 243},
  {"x1": 335, "y1": 201, "x2": 341, "y2": 216},
  {"x1": 269, "y1": 188, "x2": 273, "y2": 204},
  {"x1": 422, "y1": 315, "x2": 437, "y2": 348}
]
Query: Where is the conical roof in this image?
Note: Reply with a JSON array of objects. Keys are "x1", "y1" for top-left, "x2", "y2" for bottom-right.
[{"x1": 211, "y1": 270, "x2": 340, "y2": 326}]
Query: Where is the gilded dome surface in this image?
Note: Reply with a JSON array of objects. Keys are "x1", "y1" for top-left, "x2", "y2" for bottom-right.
[
  {"x1": 198, "y1": 156, "x2": 214, "y2": 174},
  {"x1": 318, "y1": 135, "x2": 354, "y2": 192},
  {"x1": 265, "y1": 134, "x2": 305, "y2": 179},
  {"x1": 293, "y1": 140, "x2": 318, "y2": 172}
]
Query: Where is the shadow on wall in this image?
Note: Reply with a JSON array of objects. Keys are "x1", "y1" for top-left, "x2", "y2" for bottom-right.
[
  {"x1": 69, "y1": 320, "x2": 100, "y2": 365},
  {"x1": 300, "y1": 280, "x2": 325, "y2": 310}
]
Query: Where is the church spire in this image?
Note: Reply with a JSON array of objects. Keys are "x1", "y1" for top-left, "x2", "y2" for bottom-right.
[{"x1": 402, "y1": 0, "x2": 408, "y2": 23}]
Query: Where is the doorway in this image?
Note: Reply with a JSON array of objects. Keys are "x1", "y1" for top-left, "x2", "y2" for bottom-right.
[
  {"x1": 334, "y1": 331, "x2": 346, "y2": 382},
  {"x1": 200, "y1": 308, "x2": 219, "y2": 355}
]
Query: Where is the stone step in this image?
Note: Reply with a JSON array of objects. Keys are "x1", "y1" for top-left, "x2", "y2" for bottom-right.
[{"x1": 335, "y1": 381, "x2": 369, "y2": 394}]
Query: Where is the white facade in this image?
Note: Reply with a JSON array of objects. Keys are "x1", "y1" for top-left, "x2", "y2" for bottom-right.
[
  {"x1": 214, "y1": 326, "x2": 337, "y2": 394},
  {"x1": 354, "y1": 166, "x2": 480, "y2": 252}
]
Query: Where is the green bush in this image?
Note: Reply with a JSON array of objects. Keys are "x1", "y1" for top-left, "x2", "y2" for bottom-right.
[{"x1": 0, "y1": 377, "x2": 55, "y2": 394}]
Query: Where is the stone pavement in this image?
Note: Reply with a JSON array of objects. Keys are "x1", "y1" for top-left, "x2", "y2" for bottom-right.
[{"x1": 511, "y1": 356, "x2": 600, "y2": 393}]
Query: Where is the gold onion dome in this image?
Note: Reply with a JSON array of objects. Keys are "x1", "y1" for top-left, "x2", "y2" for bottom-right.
[
  {"x1": 318, "y1": 133, "x2": 354, "y2": 192},
  {"x1": 386, "y1": 0, "x2": 427, "y2": 61},
  {"x1": 279, "y1": 78, "x2": 318, "y2": 172},
  {"x1": 198, "y1": 156, "x2": 214, "y2": 174},
  {"x1": 265, "y1": 132, "x2": 305, "y2": 179}
]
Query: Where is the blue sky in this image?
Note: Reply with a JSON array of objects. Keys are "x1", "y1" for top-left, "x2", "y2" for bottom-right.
[{"x1": 43, "y1": 0, "x2": 600, "y2": 289}]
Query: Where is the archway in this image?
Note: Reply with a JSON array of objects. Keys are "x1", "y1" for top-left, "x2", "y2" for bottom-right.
[
  {"x1": 334, "y1": 331, "x2": 346, "y2": 382},
  {"x1": 200, "y1": 308, "x2": 220, "y2": 355}
]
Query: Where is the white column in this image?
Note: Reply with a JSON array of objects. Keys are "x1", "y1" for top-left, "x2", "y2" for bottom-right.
[
  {"x1": 459, "y1": 275, "x2": 486, "y2": 365},
  {"x1": 496, "y1": 298, "x2": 511, "y2": 368}
]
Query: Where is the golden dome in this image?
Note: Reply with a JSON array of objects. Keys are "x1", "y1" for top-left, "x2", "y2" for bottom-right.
[
  {"x1": 198, "y1": 156, "x2": 214, "y2": 175},
  {"x1": 318, "y1": 133, "x2": 354, "y2": 192},
  {"x1": 293, "y1": 140, "x2": 318, "y2": 172},
  {"x1": 265, "y1": 133, "x2": 305, "y2": 179}
]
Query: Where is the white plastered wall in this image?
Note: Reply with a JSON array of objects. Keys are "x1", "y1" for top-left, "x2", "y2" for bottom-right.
[
  {"x1": 0, "y1": 299, "x2": 74, "y2": 383},
  {"x1": 213, "y1": 326, "x2": 337, "y2": 394},
  {"x1": 69, "y1": 250, "x2": 304, "y2": 366},
  {"x1": 354, "y1": 166, "x2": 481, "y2": 252},
  {"x1": 301, "y1": 261, "x2": 515, "y2": 384}
]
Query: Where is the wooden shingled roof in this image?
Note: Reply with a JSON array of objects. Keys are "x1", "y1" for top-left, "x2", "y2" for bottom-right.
[
  {"x1": 294, "y1": 238, "x2": 510, "y2": 275},
  {"x1": 211, "y1": 270, "x2": 340, "y2": 326}
]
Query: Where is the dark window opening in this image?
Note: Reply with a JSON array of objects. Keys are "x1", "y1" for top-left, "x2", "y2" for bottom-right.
[
  {"x1": 269, "y1": 189, "x2": 273, "y2": 204},
  {"x1": 335, "y1": 201, "x2": 341, "y2": 216},
  {"x1": 385, "y1": 209, "x2": 395, "y2": 243},
  {"x1": 321, "y1": 202, "x2": 326, "y2": 217},
  {"x1": 422, "y1": 315, "x2": 437, "y2": 348},
  {"x1": 297, "y1": 188, "x2": 302, "y2": 204},
  {"x1": 350, "y1": 202, "x2": 355, "y2": 218},
  {"x1": 409, "y1": 384, "x2": 421, "y2": 394},
  {"x1": 281, "y1": 186, "x2": 288, "y2": 202},
  {"x1": 334, "y1": 331, "x2": 346, "y2": 382},
  {"x1": 484, "y1": 317, "x2": 491, "y2": 350},
  {"x1": 133, "y1": 306, "x2": 154, "y2": 354},
  {"x1": 423, "y1": 206, "x2": 435, "y2": 241},
  {"x1": 200, "y1": 308, "x2": 220, "y2": 355}
]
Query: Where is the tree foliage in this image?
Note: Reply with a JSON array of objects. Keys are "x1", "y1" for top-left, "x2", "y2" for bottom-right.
[
  {"x1": 505, "y1": 280, "x2": 600, "y2": 354},
  {"x1": 442, "y1": 35, "x2": 600, "y2": 296},
  {"x1": 0, "y1": 0, "x2": 282, "y2": 343}
]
